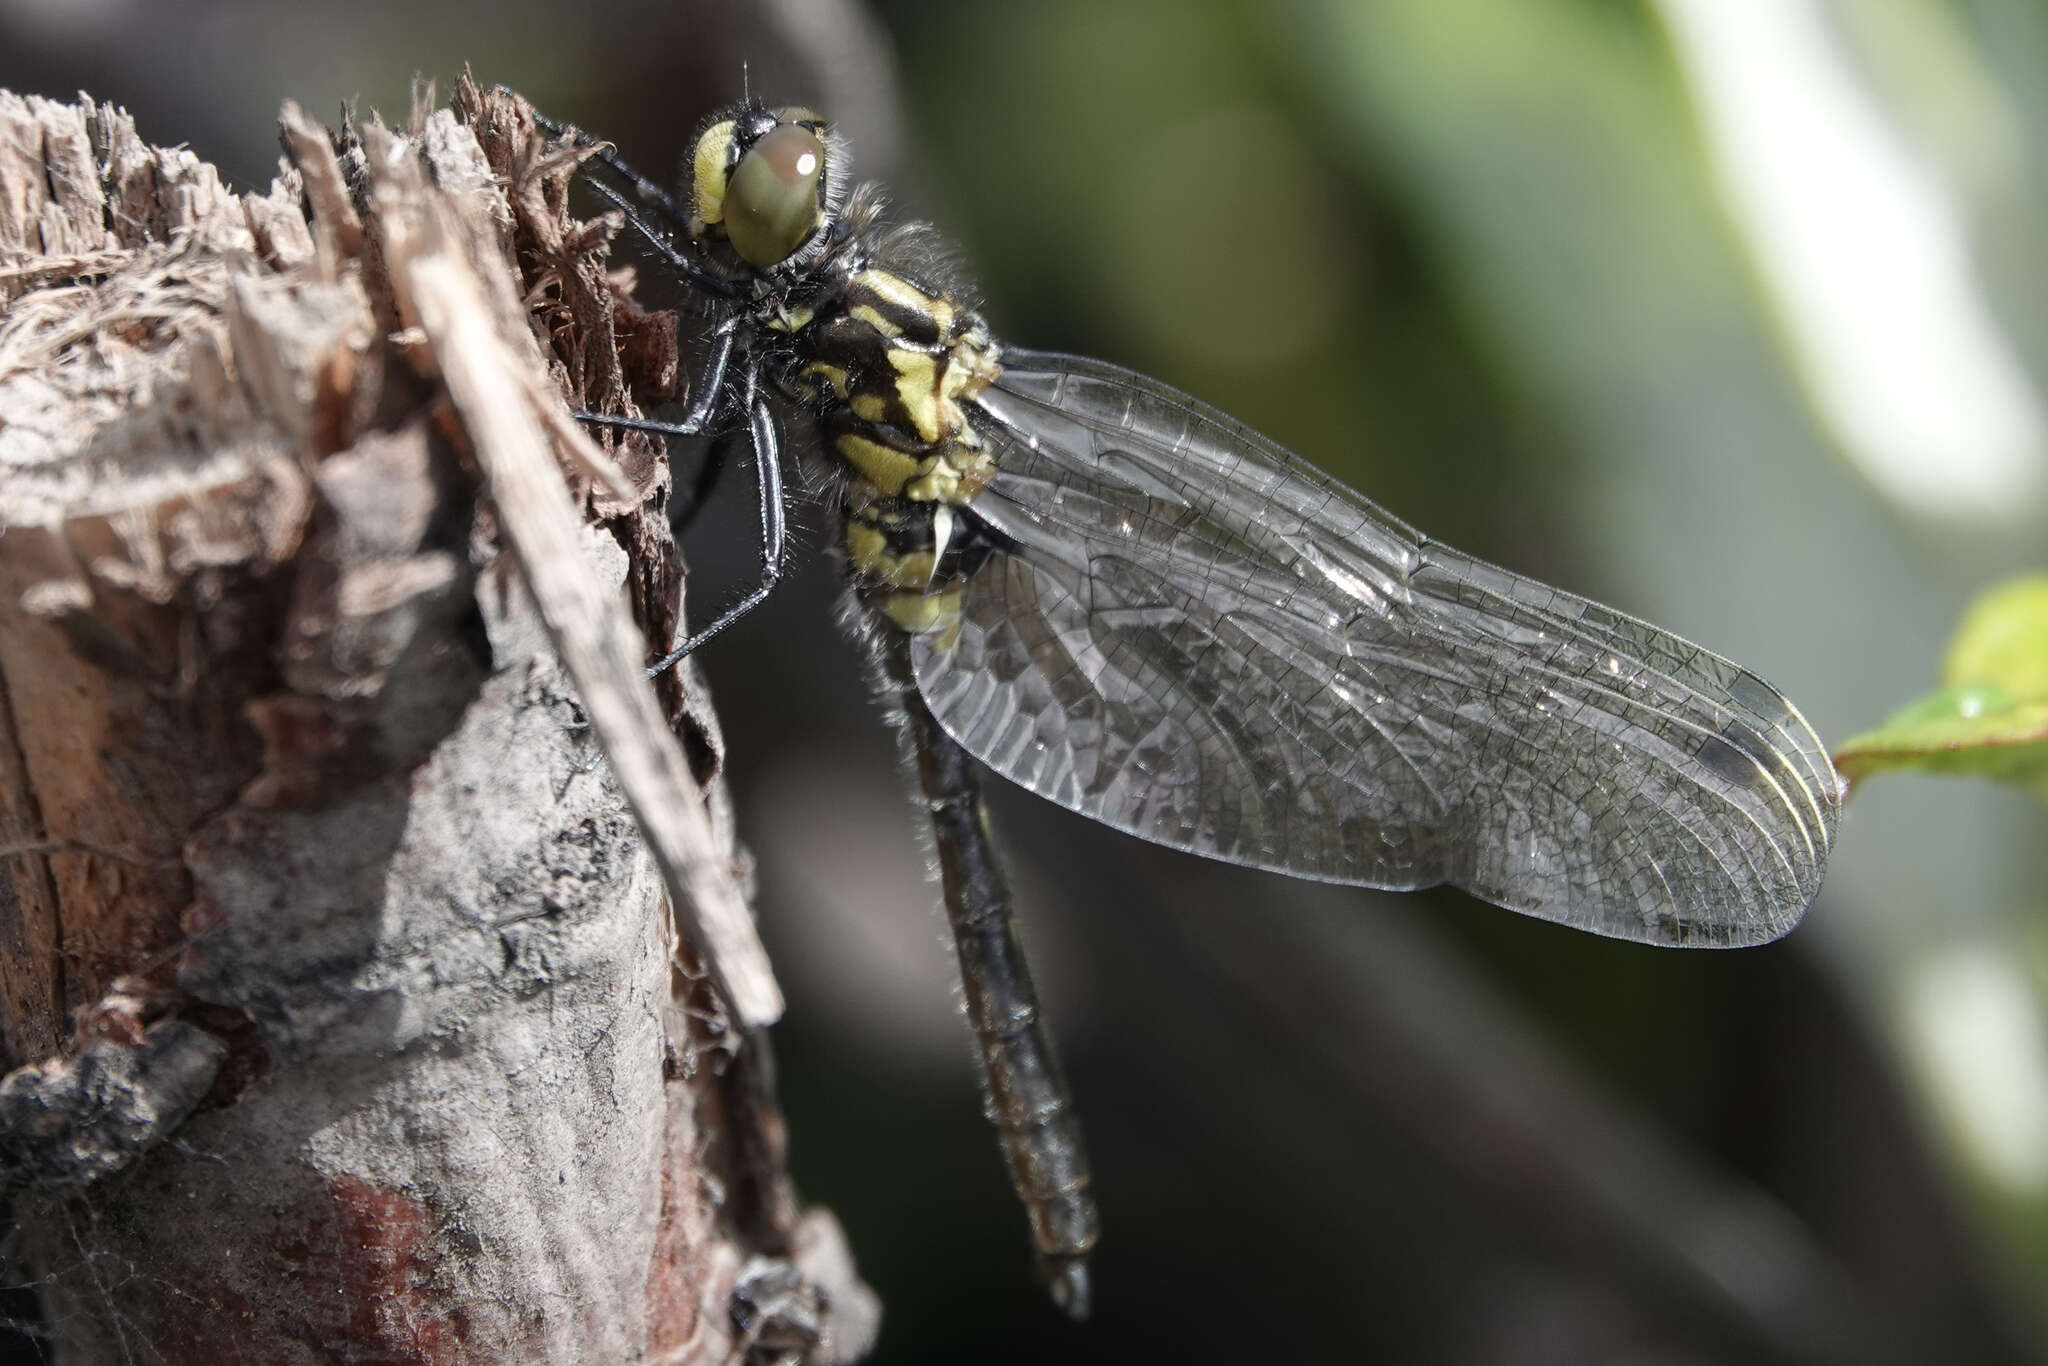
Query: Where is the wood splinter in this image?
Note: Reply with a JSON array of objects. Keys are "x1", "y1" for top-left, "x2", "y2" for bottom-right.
[{"x1": 0, "y1": 78, "x2": 873, "y2": 1365}]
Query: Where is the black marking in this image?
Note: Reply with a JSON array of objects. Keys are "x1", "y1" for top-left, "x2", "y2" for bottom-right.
[{"x1": 1696, "y1": 721, "x2": 1768, "y2": 789}]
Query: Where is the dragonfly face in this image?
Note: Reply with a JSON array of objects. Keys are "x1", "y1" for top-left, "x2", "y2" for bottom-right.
[
  {"x1": 679, "y1": 104, "x2": 838, "y2": 272},
  {"x1": 536, "y1": 93, "x2": 1844, "y2": 1318}
]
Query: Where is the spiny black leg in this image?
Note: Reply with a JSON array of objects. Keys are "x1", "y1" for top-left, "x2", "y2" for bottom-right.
[
  {"x1": 501, "y1": 87, "x2": 739, "y2": 301},
  {"x1": 572, "y1": 314, "x2": 738, "y2": 440},
  {"x1": 749, "y1": 392, "x2": 789, "y2": 575},
  {"x1": 644, "y1": 384, "x2": 788, "y2": 679},
  {"x1": 575, "y1": 316, "x2": 742, "y2": 525},
  {"x1": 518, "y1": 96, "x2": 692, "y2": 225},
  {"x1": 574, "y1": 412, "x2": 707, "y2": 440},
  {"x1": 579, "y1": 176, "x2": 737, "y2": 300}
]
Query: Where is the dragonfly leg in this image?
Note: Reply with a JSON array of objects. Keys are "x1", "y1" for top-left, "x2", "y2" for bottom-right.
[
  {"x1": 574, "y1": 315, "x2": 740, "y2": 528},
  {"x1": 573, "y1": 313, "x2": 741, "y2": 440},
  {"x1": 510, "y1": 89, "x2": 738, "y2": 301},
  {"x1": 517, "y1": 93, "x2": 691, "y2": 225},
  {"x1": 643, "y1": 382, "x2": 788, "y2": 679},
  {"x1": 578, "y1": 176, "x2": 736, "y2": 300},
  {"x1": 883, "y1": 633, "x2": 1099, "y2": 1318}
]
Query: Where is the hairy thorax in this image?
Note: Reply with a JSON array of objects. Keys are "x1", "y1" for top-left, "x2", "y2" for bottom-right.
[{"x1": 771, "y1": 261, "x2": 1003, "y2": 640}]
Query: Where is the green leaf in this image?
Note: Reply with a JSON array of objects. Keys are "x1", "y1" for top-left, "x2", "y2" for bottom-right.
[
  {"x1": 1836, "y1": 575, "x2": 2048, "y2": 794},
  {"x1": 1941, "y1": 575, "x2": 2048, "y2": 699}
]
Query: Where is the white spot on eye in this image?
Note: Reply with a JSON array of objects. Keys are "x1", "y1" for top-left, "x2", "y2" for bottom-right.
[{"x1": 796, "y1": 152, "x2": 819, "y2": 176}]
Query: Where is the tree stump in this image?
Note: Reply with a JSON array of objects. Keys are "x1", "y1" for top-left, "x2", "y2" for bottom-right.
[{"x1": 0, "y1": 78, "x2": 874, "y2": 1365}]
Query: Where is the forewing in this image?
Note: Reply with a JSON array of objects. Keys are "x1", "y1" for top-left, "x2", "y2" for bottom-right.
[{"x1": 908, "y1": 351, "x2": 1839, "y2": 946}]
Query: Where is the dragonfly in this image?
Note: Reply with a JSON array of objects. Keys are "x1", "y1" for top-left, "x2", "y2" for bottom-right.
[{"x1": 520, "y1": 92, "x2": 1842, "y2": 1319}]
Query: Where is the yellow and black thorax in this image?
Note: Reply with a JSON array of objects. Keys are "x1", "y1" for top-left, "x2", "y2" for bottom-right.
[{"x1": 771, "y1": 264, "x2": 1004, "y2": 638}]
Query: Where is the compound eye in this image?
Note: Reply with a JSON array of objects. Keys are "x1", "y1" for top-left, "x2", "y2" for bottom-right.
[{"x1": 725, "y1": 124, "x2": 826, "y2": 267}]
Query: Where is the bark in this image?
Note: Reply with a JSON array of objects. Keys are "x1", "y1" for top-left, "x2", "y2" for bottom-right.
[{"x1": 0, "y1": 79, "x2": 875, "y2": 1365}]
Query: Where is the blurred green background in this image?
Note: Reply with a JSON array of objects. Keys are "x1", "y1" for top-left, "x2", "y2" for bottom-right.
[{"x1": 5, "y1": 0, "x2": 2047, "y2": 1360}]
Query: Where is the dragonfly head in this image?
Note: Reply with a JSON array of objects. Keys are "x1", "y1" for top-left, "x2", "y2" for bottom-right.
[{"x1": 686, "y1": 104, "x2": 840, "y2": 273}]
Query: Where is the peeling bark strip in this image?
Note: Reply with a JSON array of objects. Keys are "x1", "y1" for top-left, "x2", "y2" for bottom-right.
[{"x1": 0, "y1": 83, "x2": 874, "y2": 1364}]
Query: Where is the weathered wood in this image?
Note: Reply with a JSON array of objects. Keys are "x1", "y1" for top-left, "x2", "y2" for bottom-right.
[{"x1": 0, "y1": 82, "x2": 873, "y2": 1364}]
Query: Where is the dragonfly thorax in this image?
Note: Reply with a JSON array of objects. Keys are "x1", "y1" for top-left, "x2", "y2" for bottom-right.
[{"x1": 779, "y1": 261, "x2": 1003, "y2": 638}]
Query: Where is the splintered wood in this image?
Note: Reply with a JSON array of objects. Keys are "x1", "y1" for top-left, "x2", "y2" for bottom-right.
[{"x1": 0, "y1": 83, "x2": 869, "y2": 1366}]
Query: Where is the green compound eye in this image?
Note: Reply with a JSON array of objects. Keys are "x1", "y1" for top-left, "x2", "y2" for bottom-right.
[{"x1": 725, "y1": 124, "x2": 826, "y2": 267}]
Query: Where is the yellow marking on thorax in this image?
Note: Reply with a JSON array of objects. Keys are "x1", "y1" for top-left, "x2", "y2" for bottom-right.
[
  {"x1": 799, "y1": 361, "x2": 851, "y2": 399},
  {"x1": 854, "y1": 269, "x2": 953, "y2": 330},
  {"x1": 888, "y1": 349, "x2": 943, "y2": 443},
  {"x1": 848, "y1": 305, "x2": 902, "y2": 338},
  {"x1": 837, "y1": 431, "x2": 989, "y2": 504},
  {"x1": 845, "y1": 501, "x2": 947, "y2": 592},
  {"x1": 861, "y1": 545, "x2": 941, "y2": 591},
  {"x1": 945, "y1": 333, "x2": 1003, "y2": 403},
  {"x1": 835, "y1": 432, "x2": 925, "y2": 496},
  {"x1": 903, "y1": 460, "x2": 971, "y2": 503},
  {"x1": 843, "y1": 516, "x2": 889, "y2": 568},
  {"x1": 879, "y1": 585, "x2": 963, "y2": 644}
]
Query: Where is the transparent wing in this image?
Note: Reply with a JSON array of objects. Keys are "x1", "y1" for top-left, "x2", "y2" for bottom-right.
[{"x1": 910, "y1": 351, "x2": 1840, "y2": 946}]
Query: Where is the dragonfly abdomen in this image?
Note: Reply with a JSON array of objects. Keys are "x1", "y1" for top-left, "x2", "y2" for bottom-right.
[{"x1": 885, "y1": 634, "x2": 1099, "y2": 1317}]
